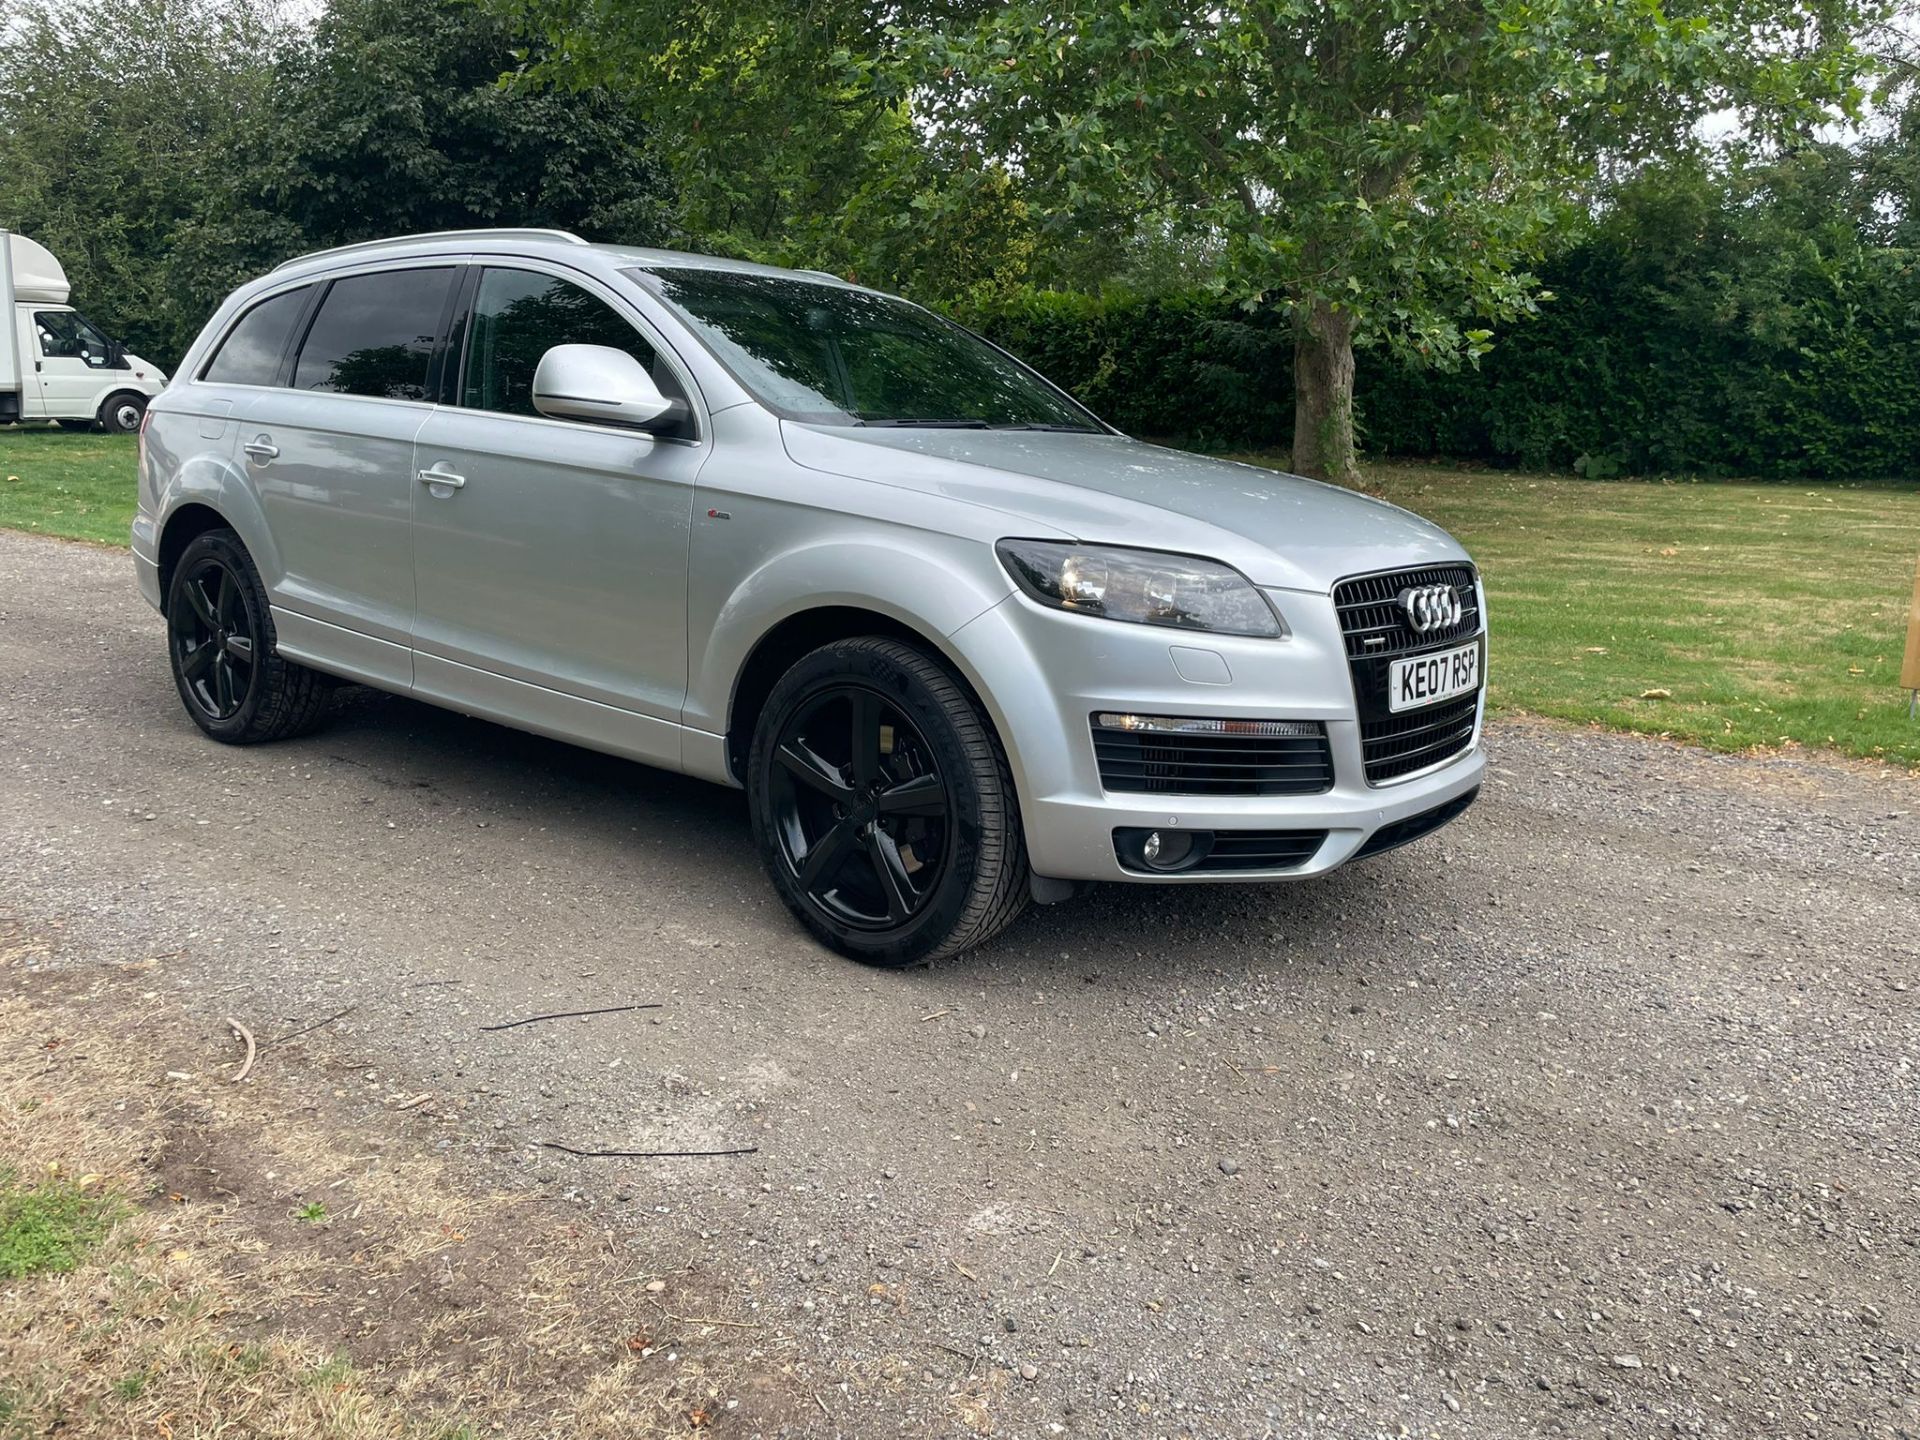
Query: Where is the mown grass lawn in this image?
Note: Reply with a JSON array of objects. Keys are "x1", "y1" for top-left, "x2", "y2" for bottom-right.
[
  {"x1": 5, "y1": 424, "x2": 1918, "y2": 767},
  {"x1": 1240, "y1": 456, "x2": 1920, "y2": 769},
  {"x1": 0, "y1": 425, "x2": 138, "y2": 545}
]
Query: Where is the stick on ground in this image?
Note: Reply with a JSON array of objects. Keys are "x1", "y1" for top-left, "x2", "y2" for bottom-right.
[
  {"x1": 481, "y1": 1003, "x2": 662, "y2": 1032},
  {"x1": 538, "y1": 1141, "x2": 757, "y2": 1159},
  {"x1": 268, "y1": 1004, "x2": 357, "y2": 1046},
  {"x1": 225, "y1": 1017, "x2": 256, "y2": 1083}
]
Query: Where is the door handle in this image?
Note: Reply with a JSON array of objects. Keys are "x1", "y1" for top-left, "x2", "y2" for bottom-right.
[
  {"x1": 242, "y1": 439, "x2": 279, "y2": 462},
  {"x1": 416, "y1": 463, "x2": 466, "y2": 490}
]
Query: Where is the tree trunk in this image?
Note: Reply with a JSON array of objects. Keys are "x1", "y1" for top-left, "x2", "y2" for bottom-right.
[{"x1": 1291, "y1": 297, "x2": 1359, "y2": 485}]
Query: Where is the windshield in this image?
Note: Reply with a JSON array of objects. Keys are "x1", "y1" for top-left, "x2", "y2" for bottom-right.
[{"x1": 627, "y1": 267, "x2": 1102, "y2": 431}]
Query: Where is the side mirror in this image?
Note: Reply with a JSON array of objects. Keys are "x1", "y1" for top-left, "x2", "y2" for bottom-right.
[{"x1": 531, "y1": 344, "x2": 682, "y2": 432}]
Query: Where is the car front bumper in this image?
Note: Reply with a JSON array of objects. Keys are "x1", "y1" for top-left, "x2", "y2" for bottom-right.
[{"x1": 949, "y1": 586, "x2": 1487, "y2": 884}]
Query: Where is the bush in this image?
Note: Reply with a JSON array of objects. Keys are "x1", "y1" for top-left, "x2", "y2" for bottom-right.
[{"x1": 955, "y1": 290, "x2": 1295, "y2": 449}]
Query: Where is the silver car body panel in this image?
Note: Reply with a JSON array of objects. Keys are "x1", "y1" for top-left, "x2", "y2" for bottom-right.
[
  {"x1": 137, "y1": 231, "x2": 1487, "y2": 884},
  {"x1": 779, "y1": 424, "x2": 1465, "y2": 593}
]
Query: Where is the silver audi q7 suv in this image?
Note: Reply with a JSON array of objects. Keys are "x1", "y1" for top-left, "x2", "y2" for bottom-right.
[{"x1": 134, "y1": 229, "x2": 1486, "y2": 965}]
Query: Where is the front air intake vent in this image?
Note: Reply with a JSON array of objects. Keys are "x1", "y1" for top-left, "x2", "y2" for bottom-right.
[{"x1": 1092, "y1": 714, "x2": 1334, "y2": 797}]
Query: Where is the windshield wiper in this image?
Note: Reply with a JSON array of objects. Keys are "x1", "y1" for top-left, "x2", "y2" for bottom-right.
[
  {"x1": 853, "y1": 417, "x2": 992, "y2": 428},
  {"x1": 991, "y1": 422, "x2": 1099, "y2": 433}
]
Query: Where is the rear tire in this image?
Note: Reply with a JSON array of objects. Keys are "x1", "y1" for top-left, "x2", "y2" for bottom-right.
[
  {"x1": 165, "y1": 529, "x2": 334, "y2": 743},
  {"x1": 99, "y1": 392, "x2": 146, "y2": 434},
  {"x1": 748, "y1": 637, "x2": 1030, "y2": 967}
]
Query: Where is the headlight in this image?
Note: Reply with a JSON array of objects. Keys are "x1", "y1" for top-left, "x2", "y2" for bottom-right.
[{"x1": 995, "y1": 539, "x2": 1284, "y2": 638}]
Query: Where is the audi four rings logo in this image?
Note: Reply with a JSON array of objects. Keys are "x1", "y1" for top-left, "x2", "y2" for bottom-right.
[{"x1": 1398, "y1": 584, "x2": 1463, "y2": 634}]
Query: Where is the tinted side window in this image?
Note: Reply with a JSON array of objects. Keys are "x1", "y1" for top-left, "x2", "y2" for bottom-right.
[
  {"x1": 461, "y1": 267, "x2": 691, "y2": 437},
  {"x1": 292, "y1": 268, "x2": 454, "y2": 400},
  {"x1": 201, "y1": 287, "x2": 311, "y2": 386}
]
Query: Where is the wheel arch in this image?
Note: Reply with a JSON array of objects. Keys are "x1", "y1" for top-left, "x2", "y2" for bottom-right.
[
  {"x1": 725, "y1": 604, "x2": 1013, "y2": 786},
  {"x1": 152, "y1": 450, "x2": 282, "y2": 605},
  {"x1": 156, "y1": 502, "x2": 234, "y2": 605}
]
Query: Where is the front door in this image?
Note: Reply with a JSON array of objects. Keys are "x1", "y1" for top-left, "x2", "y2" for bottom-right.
[
  {"x1": 28, "y1": 307, "x2": 115, "y2": 418},
  {"x1": 408, "y1": 265, "x2": 703, "y2": 769}
]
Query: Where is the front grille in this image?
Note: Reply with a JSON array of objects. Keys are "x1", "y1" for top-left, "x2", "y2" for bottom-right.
[
  {"x1": 1333, "y1": 564, "x2": 1481, "y2": 659},
  {"x1": 1359, "y1": 695, "x2": 1480, "y2": 784},
  {"x1": 1335, "y1": 564, "x2": 1484, "y2": 784},
  {"x1": 1353, "y1": 787, "x2": 1480, "y2": 861},
  {"x1": 1092, "y1": 717, "x2": 1333, "y2": 797}
]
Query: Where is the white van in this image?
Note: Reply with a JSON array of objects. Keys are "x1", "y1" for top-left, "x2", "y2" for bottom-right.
[{"x1": 0, "y1": 229, "x2": 168, "y2": 432}]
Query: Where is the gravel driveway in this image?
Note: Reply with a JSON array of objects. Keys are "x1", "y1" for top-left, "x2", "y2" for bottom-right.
[{"x1": 2, "y1": 528, "x2": 1915, "y2": 1439}]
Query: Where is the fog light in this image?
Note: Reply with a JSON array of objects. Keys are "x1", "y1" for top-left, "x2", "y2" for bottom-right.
[{"x1": 1114, "y1": 827, "x2": 1211, "y2": 873}]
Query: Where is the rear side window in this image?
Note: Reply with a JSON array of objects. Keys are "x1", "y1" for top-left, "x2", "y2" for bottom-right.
[
  {"x1": 292, "y1": 267, "x2": 454, "y2": 400},
  {"x1": 460, "y1": 267, "x2": 693, "y2": 438},
  {"x1": 201, "y1": 286, "x2": 311, "y2": 386}
]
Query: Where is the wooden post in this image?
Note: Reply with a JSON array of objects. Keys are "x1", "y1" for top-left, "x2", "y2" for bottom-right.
[{"x1": 1905, "y1": 551, "x2": 1920, "y2": 718}]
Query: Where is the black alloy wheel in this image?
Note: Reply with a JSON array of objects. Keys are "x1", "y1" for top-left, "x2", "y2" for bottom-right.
[
  {"x1": 170, "y1": 553, "x2": 258, "y2": 721},
  {"x1": 163, "y1": 528, "x2": 335, "y2": 743},
  {"x1": 769, "y1": 685, "x2": 952, "y2": 931},
  {"x1": 748, "y1": 637, "x2": 1031, "y2": 966}
]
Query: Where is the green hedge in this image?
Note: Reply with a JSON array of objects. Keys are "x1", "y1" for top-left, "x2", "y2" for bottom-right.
[
  {"x1": 956, "y1": 243, "x2": 1920, "y2": 480},
  {"x1": 958, "y1": 291, "x2": 1295, "y2": 451}
]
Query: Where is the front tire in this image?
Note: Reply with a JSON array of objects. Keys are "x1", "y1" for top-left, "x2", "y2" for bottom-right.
[
  {"x1": 99, "y1": 392, "x2": 146, "y2": 434},
  {"x1": 748, "y1": 637, "x2": 1030, "y2": 966},
  {"x1": 165, "y1": 529, "x2": 334, "y2": 743}
]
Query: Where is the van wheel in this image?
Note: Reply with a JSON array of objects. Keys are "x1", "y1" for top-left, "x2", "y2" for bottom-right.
[
  {"x1": 56, "y1": 418, "x2": 97, "y2": 433},
  {"x1": 165, "y1": 529, "x2": 334, "y2": 743},
  {"x1": 748, "y1": 637, "x2": 1030, "y2": 967},
  {"x1": 99, "y1": 392, "x2": 146, "y2": 434}
]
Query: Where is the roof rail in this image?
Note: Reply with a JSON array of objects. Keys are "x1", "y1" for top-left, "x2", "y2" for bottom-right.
[{"x1": 272, "y1": 228, "x2": 589, "y2": 272}]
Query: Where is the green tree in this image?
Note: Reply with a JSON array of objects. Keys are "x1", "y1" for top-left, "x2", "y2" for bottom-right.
[
  {"x1": 0, "y1": 0, "x2": 290, "y2": 366},
  {"x1": 914, "y1": 2, "x2": 1882, "y2": 482},
  {"x1": 496, "y1": 0, "x2": 1038, "y2": 300},
  {"x1": 504, "y1": 2, "x2": 902, "y2": 259},
  {"x1": 1, "y1": 0, "x2": 674, "y2": 372},
  {"x1": 256, "y1": 0, "x2": 670, "y2": 251},
  {"x1": 176, "y1": 0, "x2": 673, "y2": 317},
  {"x1": 1856, "y1": 14, "x2": 1920, "y2": 249}
]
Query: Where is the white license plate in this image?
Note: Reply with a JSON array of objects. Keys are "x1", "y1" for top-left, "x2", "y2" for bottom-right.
[{"x1": 1389, "y1": 641, "x2": 1481, "y2": 713}]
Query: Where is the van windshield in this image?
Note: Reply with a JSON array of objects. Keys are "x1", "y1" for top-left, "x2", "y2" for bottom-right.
[{"x1": 627, "y1": 267, "x2": 1101, "y2": 432}]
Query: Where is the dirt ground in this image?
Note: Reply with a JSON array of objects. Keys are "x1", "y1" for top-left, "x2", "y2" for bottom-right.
[{"x1": 1, "y1": 528, "x2": 1917, "y2": 1439}]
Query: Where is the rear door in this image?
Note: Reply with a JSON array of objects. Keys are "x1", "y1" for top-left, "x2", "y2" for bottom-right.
[
  {"x1": 408, "y1": 263, "x2": 703, "y2": 766},
  {"x1": 236, "y1": 264, "x2": 460, "y2": 688},
  {"x1": 188, "y1": 282, "x2": 319, "y2": 458}
]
